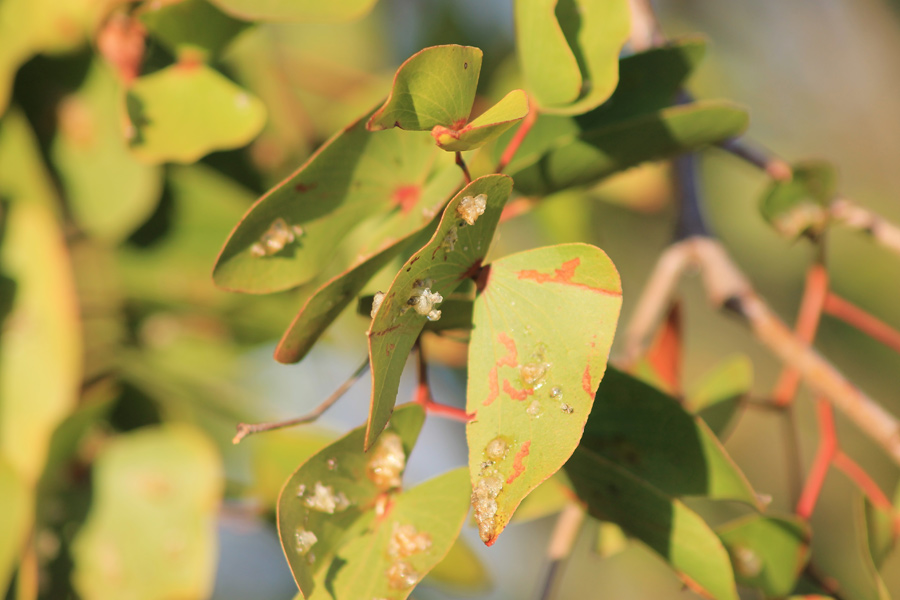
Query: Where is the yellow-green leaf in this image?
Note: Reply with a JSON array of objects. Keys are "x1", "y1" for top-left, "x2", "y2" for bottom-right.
[
  {"x1": 126, "y1": 62, "x2": 266, "y2": 164},
  {"x1": 466, "y1": 243, "x2": 622, "y2": 545},
  {"x1": 432, "y1": 89, "x2": 529, "y2": 152},
  {"x1": 209, "y1": 0, "x2": 378, "y2": 23},
  {"x1": 71, "y1": 425, "x2": 223, "y2": 600},
  {"x1": 0, "y1": 459, "x2": 31, "y2": 596}
]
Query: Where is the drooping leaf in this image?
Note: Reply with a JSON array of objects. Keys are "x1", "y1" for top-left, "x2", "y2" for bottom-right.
[
  {"x1": 359, "y1": 295, "x2": 474, "y2": 333},
  {"x1": 0, "y1": 459, "x2": 31, "y2": 596},
  {"x1": 208, "y1": 0, "x2": 378, "y2": 23},
  {"x1": 277, "y1": 404, "x2": 425, "y2": 597},
  {"x1": 52, "y1": 60, "x2": 162, "y2": 242},
  {"x1": 125, "y1": 61, "x2": 266, "y2": 164},
  {"x1": 432, "y1": 89, "x2": 529, "y2": 152},
  {"x1": 367, "y1": 45, "x2": 482, "y2": 132},
  {"x1": 366, "y1": 175, "x2": 513, "y2": 448},
  {"x1": 426, "y1": 535, "x2": 490, "y2": 591},
  {"x1": 864, "y1": 496, "x2": 898, "y2": 569},
  {"x1": 511, "y1": 100, "x2": 749, "y2": 196},
  {"x1": 686, "y1": 355, "x2": 753, "y2": 437},
  {"x1": 716, "y1": 514, "x2": 810, "y2": 597},
  {"x1": 213, "y1": 109, "x2": 458, "y2": 293},
  {"x1": 139, "y1": 0, "x2": 249, "y2": 59},
  {"x1": 760, "y1": 161, "x2": 837, "y2": 240},
  {"x1": 585, "y1": 368, "x2": 758, "y2": 506},
  {"x1": 71, "y1": 425, "x2": 223, "y2": 600},
  {"x1": 466, "y1": 243, "x2": 622, "y2": 545},
  {"x1": 274, "y1": 218, "x2": 438, "y2": 364},
  {"x1": 0, "y1": 190, "x2": 80, "y2": 487},
  {"x1": 515, "y1": 0, "x2": 630, "y2": 115},
  {"x1": 566, "y1": 449, "x2": 739, "y2": 600},
  {"x1": 848, "y1": 493, "x2": 892, "y2": 600}
]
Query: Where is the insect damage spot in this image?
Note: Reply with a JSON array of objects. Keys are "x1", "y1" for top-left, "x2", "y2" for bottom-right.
[
  {"x1": 506, "y1": 441, "x2": 531, "y2": 484},
  {"x1": 502, "y1": 379, "x2": 533, "y2": 401},
  {"x1": 582, "y1": 364, "x2": 593, "y2": 398},
  {"x1": 516, "y1": 258, "x2": 619, "y2": 295},
  {"x1": 483, "y1": 333, "x2": 519, "y2": 406},
  {"x1": 392, "y1": 184, "x2": 421, "y2": 214},
  {"x1": 294, "y1": 182, "x2": 317, "y2": 193}
]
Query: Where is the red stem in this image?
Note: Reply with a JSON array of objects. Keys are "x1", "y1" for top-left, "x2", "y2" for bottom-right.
[
  {"x1": 823, "y1": 293, "x2": 900, "y2": 354},
  {"x1": 496, "y1": 99, "x2": 538, "y2": 174},
  {"x1": 773, "y1": 264, "x2": 829, "y2": 406},
  {"x1": 832, "y1": 450, "x2": 894, "y2": 512},
  {"x1": 795, "y1": 398, "x2": 838, "y2": 520},
  {"x1": 455, "y1": 152, "x2": 472, "y2": 184},
  {"x1": 414, "y1": 342, "x2": 472, "y2": 422}
]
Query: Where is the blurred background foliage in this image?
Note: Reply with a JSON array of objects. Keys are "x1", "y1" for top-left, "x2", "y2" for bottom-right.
[{"x1": 1, "y1": 0, "x2": 900, "y2": 599}]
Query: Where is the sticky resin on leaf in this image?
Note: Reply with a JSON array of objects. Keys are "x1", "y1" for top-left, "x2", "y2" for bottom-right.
[
  {"x1": 299, "y1": 481, "x2": 350, "y2": 513},
  {"x1": 441, "y1": 226, "x2": 458, "y2": 253},
  {"x1": 370, "y1": 292, "x2": 385, "y2": 318},
  {"x1": 485, "y1": 437, "x2": 509, "y2": 461},
  {"x1": 250, "y1": 217, "x2": 304, "y2": 257},
  {"x1": 472, "y1": 475, "x2": 503, "y2": 543},
  {"x1": 457, "y1": 194, "x2": 487, "y2": 226},
  {"x1": 388, "y1": 522, "x2": 432, "y2": 558},
  {"x1": 560, "y1": 403, "x2": 574, "y2": 414},
  {"x1": 526, "y1": 399, "x2": 542, "y2": 417},
  {"x1": 407, "y1": 278, "x2": 442, "y2": 322},
  {"x1": 294, "y1": 528, "x2": 317, "y2": 555},
  {"x1": 366, "y1": 431, "x2": 406, "y2": 491},
  {"x1": 386, "y1": 561, "x2": 419, "y2": 589},
  {"x1": 732, "y1": 545, "x2": 763, "y2": 578}
]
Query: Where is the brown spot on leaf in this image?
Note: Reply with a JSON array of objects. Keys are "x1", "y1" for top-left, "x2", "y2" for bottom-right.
[
  {"x1": 295, "y1": 182, "x2": 317, "y2": 193},
  {"x1": 502, "y1": 379, "x2": 533, "y2": 401},
  {"x1": 483, "y1": 333, "x2": 518, "y2": 406},
  {"x1": 506, "y1": 441, "x2": 531, "y2": 484},
  {"x1": 393, "y1": 185, "x2": 421, "y2": 213},
  {"x1": 517, "y1": 258, "x2": 618, "y2": 295},
  {"x1": 582, "y1": 364, "x2": 593, "y2": 398}
]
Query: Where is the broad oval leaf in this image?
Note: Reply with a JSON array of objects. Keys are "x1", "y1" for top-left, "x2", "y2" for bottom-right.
[
  {"x1": 366, "y1": 174, "x2": 513, "y2": 448},
  {"x1": 209, "y1": 0, "x2": 378, "y2": 23},
  {"x1": 277, "y1": 404, "x2": 422, "y2": 597},
  {"x1": 432, "y1": 89, "x2": 529, "y2": 152},
  {"x1": 716, "y1": 514, "x2": 810, "y2": 597},
  {"x1": 686, "y1": 354, "x2": 753, "y2": 436},
  {"x1": 466, "y1": 242, "x2": 622, "y2": 545},
  {"x1": 367, "y1": 45, "x2": 482, "y2": 132},
  {"x1": 213, "y1": 113, "x2": 457, "y2": 294},
  {"x1": 52, "y1": 60, "x2": 162, "y2": 242},
  {"x1": 760, "y1": 161, "x2": 836, "y2": 240},
  {"x1": 71, "y1": 425, "x2": 223, "y2": 600},
  {"x1": 126, "y1": 61, "x2": 266, "y2": 164},
  {"x1": 586, "y1": 368, "x2": 758, "y2": 506},
  {"x1": 565, "y1": 449, "x2": 739, "y2": 600},
  {"x1": 511, "y1": 100, "x2": 749, "y2": 196},
  {"x1": 515, "y1": 0, "x2": 630, "y2": 115},
  {"x1": 139, "y1": 0, "x2": 249, "y2": 59}
]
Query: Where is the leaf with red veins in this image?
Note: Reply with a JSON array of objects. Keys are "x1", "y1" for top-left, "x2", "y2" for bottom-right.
[{"x1": 466, "y1": 243, "x2": 622, "y2": 545}]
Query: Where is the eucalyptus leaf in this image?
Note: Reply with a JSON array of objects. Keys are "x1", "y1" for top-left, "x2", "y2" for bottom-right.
[
  {"x1": 139, "y1": 0, "x2": 248, "y2": 59},
  {"x1": 0, "y1": 459, "x2": 31, "y2": 596},
  {"x1": 126, "y1": 61, "x2": 266, "y2": 164},
  {"x1": 366, "y1": 175, "x2": 513, "y2": 448},
  {"x1": 432, "y1": 89, "x2": 529, "y2": 152},
  {"x1": 686, "y1": 355, "x2": 752, "y2": 436},
  {"x1": 209, "y1": 0, "x2": 378, "y2": 23},
  {"x1": 71, "y1": 425, "x2": 223, "y2": 600},
  {"x1": 466, "y1": 243, "x2": 622, "y2": 544},
  {"x1": 760, "y1": 161, "x2": 837, "y2": 239}
]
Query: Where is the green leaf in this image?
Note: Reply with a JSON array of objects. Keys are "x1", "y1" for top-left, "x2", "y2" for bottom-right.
[
  {"x1": 515, "y1": 0, "x2": 630, "y2": 115},
  {"x1": 366, "y1": 175, "x2": 513, "y2": 448},
  {"x1": 466, "y1": 243, "x2": 622, "y2": 544},
  {"x1": 760, "y1": 161, "x2": 837, "y2": 240},
  {"x1": 247, "y1": 429, "x2": 334, "y2": 508},
  {"x1": 213, "y1": 110, "x2": 458, "y2": 294},
  {"x1": 71, "y1": 425, "x2": 223, "y2": 600},
  {"x1": 0, "y1": 458, "x2": 31, "y2": 596},
  {"x1": 565, "y1": 449, "x2": 739, "y2": 600},
  {"x1": 432, "y1": 89, "x2": 529, "y2": 152},
  {"x1": 511, "y1": 100, "x2": 749, "y2": 196},
  {"x1": 0, "y1": 199, "x2": 81, "y2": 486},
  {"x1": 595, "y1": 520, "x2": 628, "y2": 558},
  {"x1": 716, "y1": 514, "x2": 811, "y2": 597},
  {"x1": 208, "y1": 0, "x2": 378, "y2": 23},
  {"x1": 52, "y1": 60, "x2": 162, "y2": 242},
  {"x1": 126, "y1": 61, "x2": 266, "y2": 164},
  {"x1": 585, "y1": 368, "x2": 758, "y2": 506},
  {"x1": 511, "y1": 473, "x2": 572, "y2": 522},
  {"x1": 359, "y1": 295, "x2": 474, "y2": 333},
  {"x1": 686, "y1": 355, "x2": 753, "y2": 436},
  {"x1": 139, "y1": 0, "x2": 249, "y2": 59},
  {"x1": 277, "y1": 404, "x2": 424, "y2": 597},
  {"x1": 274, "y1": 221, "x2": 437, "y2": 364},
  {"x1": 864, "y1": 496, "x2": 897, "y2": 569},
  {"x1": 367, "y1": 45, "x2": 482, "y2": 132},
  {"x1": 426, "y1": 535, "x2": 490, "y2": 591}
]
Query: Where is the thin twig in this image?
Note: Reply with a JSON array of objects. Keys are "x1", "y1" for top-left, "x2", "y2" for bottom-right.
[
  {"x1": 455, "y1": 151, "x2": 472, "y2": 184},
  {"x1": 497, "y1": 98, "x2": 538, "y2": 174},
  {"x1": 413, "y1": 340, "x2": 471, "y2": 423},
  {"x1": 717, "y1": 137, "x2": 793, "y2": 181},
  {"x1": 232, "y1": 358, "x2": 370, "y2": 444},
  {"x1": 824, "y1": 292, "x2": 900, "y2": 354},
  {"x1": 831, "y1": 197, "x2": 900, "y2": 258},
  {"x1": 832, "y1": 451, "x2": 894, "y2": 512},
  {"x1": 539, "y1": 504, "x2": 585, "y2": 600}
]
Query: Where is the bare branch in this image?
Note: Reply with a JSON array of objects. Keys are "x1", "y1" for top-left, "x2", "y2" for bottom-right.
[{"x1": 830, "y1": 197, "x2": 900, "y2": 258}]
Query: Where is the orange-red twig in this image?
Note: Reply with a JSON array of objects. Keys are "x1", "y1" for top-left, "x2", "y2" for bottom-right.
[
  {"x1": 496, "y1": 99, "x2": 538, "y2": 174},
  {"x1": 414, "y1": 343, "x2": 471, "y2": 422},
  {"x1": 455, "y1": 152, "x2": 472, "y2": 184},
  {"x1": 773, "y1": 264, "x2": 829, "y2": 406},
  {"x1": 832, "y1": 451, "x2": 893, "y2": 512},
  {"x1": 824, "y1": 293, "x2": 900, "y2": 355},
  {"x1": 796, "y1": 399, "x2": 838, "y2": 519}
]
